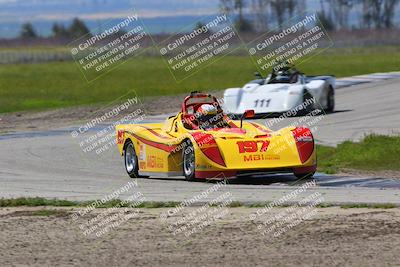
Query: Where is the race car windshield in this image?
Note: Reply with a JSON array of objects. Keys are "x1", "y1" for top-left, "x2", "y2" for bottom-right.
[
  {"x1": 186, "y1": 97, "x2": 215, "y2": 106},
  {"x1": 268, "y1": 75, "x2": 291, "y2": 84}
]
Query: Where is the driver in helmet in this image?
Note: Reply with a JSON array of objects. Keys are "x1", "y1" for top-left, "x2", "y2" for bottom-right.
[
  {"x1": 196, "y1": 104, "x2": 228, "y2": 130},
  {"x1": 270, "y1": 60, "x2": 300, "y2": 83}
]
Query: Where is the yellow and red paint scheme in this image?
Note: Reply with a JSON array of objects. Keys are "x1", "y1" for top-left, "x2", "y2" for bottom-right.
[{"x1": 116, "y1": 93, "x2": 316, "y2": 179}]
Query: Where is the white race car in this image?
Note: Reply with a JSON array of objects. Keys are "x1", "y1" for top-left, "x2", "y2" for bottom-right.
[{"x1": 223, "y1": 67, "x2": 335, "y2": 117}]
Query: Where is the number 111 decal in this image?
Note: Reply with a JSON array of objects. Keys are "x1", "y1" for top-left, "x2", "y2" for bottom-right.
[{"x1": 254, "y1": 99, "x2": 271, "y2": 108}]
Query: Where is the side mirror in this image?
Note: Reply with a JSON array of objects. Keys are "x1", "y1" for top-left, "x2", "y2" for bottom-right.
[
  {"x1": 244, "y1": 109, "x2": 255, "y2": 118},
  {"x1": 254, "y1": 72, "x2": 263, "y2": 79},
  {"x1": 240, "y1": 109, "x2": 255, "y2": 128}
]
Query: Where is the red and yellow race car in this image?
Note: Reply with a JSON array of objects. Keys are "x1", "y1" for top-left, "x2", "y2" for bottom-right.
[{"x1": 116, "y1": 92, "x2": 316, "y2": 181}]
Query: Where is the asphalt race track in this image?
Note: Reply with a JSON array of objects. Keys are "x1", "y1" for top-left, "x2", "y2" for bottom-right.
[{"x1": 1, "y1": 76, "x2": 400, "y2": 205}]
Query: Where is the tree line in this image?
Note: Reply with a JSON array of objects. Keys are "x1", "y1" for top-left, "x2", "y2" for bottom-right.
[
  {"x1": 20, "y1": 18, "x2": 91, "y2": 39},
  {"x1": 220, "y1": 0, "x2": 400, "y2": 31},
  {"x1": 19, "y1": 0, "x2": 400, "y2": 39}
]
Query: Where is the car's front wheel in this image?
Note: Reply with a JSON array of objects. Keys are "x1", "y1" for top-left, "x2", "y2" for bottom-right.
[
  {"x1": 124, "y1": 141, "x2": 139, "y2": 178},
  {"x1": 299, "y1": 90, "x2": 314, "y2": 116},
  {"x1": 326, "y1": 86, "x2": 335, "y2": 113},
  {"x1": 182, "y1": 140, "x2": 196, "y2": 181}
]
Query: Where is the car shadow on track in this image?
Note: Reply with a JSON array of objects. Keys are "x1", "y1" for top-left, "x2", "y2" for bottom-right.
[
  {"x1": 145, "y1": 173, "x2": 400, "y2": 189},
  {"x1": 148, "y1": 174, "x2": 315, "y2": 186},
  {"x1": 328, "y1": 109, "x2": 353, "y2": 114},
  {"x1": 252, "y1": 109, "x2": 353, "y2": 119},
  {"x1": 227, "y1": 174, "x2": 315, "y2": 186}
]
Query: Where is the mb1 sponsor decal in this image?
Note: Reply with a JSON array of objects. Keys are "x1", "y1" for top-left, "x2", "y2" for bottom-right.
[{"x1": 244, "y1": 154, "x2": 280, "y2": 162}]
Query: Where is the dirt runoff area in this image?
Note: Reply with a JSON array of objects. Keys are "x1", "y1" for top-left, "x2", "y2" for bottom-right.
[
  {"x1": 0, "y1": 91, "x2": 224, "y2": 133},
  {"x1": 0, "y1": 94, "x2": 187, "y2": 133},
  {"x1": 0, "y1": 206, "x2": 399, "y2": 266}
]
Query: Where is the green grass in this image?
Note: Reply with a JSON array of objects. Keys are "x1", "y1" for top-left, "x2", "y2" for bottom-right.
[
  {"x1": 339, "y1": 203, "x2": 396, "y2": 209},
  {"x1": 1, "y1": 46, "x2": 399, "y2": 113},
  {"x1": 83, "y1": 199, "x2": 182, "y2": 209},
  {"x1": 317, "y1": 135, "x2": 400, "y2": 174},
  {"x1": 0, "y1": 197, "x2": 182, "y2": 208},
  {"x1": 0, "y1": 198, "x2": 397, "y2": 209},
  {"x1": 0, "y1": 197, "x2": 77, "y2": 207}
]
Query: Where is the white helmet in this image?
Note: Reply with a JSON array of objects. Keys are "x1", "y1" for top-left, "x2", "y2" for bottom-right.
[{"x1": 197, "y1": 104, "x2": 217, "y2": 116}]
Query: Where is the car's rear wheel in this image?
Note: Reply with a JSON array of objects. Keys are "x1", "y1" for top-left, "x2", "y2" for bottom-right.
[
  {"x1": 183, "y1": 140, "x2": 196, "y2": 181},
  {"x1": 326, "y1": 87, "x2": 335, "y2": 113},
  {"x1": 228, "y1": 114, "x2": 240, "y2": 120},
  {"x1": 124, "y1": 141, "x2": 139, "y2": 178},
  {"x1": 294, "y1": 172, "x2": 315, "y2": 179}
]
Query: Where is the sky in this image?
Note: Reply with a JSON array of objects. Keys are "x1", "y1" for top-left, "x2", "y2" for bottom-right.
[
  {"x1": 0, "y1": 0, "x2": 222, "y2": 37},
  {"x1": 0, "y1": 0, "x2": 399, "y2": 38},
  {"x1": 0, "y1": 0, "x2": 220, "y2": 22}
]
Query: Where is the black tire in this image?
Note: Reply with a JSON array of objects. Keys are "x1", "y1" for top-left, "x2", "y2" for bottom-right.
[
  {"x1": 299, "y1": 90, "x2": 314, "y2": 116},
  {"x1": 182, "y1": 140, "x2": 196, "y2": 181},
  {"x1": 326, "y1": 87, "x2": 335, "y2": 113},
  {"x1": 124, "y1": 140, "x2": 139, "y2": 178},
  {"x1": 294, "y1": 172, "x2": 315, "y2": 179},
  {"x1": 228, "y1": 113, "x2": 239, "y2": 120}
]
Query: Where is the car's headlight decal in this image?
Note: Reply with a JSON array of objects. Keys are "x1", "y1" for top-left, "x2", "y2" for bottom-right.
[
  {"x1": 291, "y1": 127, "x2": 314, "y2": 163},
  {"x1": 191, "y1": 132, "x2": 226, "y2": 167}
]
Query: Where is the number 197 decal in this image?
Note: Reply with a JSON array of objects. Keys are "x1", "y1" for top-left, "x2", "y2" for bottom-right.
[{"x1": 236, "y1": 140, "x2": 270, "y2": 153}]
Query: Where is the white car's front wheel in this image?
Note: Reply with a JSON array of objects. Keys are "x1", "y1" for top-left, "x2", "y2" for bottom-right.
[
  {"x1": 299, "y1": 90, "x2": 314, "y2": 115},
  {"x1": 326, "y1": 87, "x2": 335, "y2": 113}
]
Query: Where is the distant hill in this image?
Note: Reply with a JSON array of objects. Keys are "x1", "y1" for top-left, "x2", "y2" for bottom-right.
[{"x1": 0, "y1": 15, "x2": 220, "y2": 38}]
